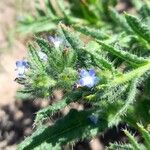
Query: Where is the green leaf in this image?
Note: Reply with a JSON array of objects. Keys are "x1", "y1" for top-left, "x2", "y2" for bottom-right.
[
  {"x1": 18, "y1": 109, "x2": 107, "y2": 150},
  {"x1": 109, "y1": 8, "x2": 132, "y2": 33},
  {"x1": 137, "y1": 123, "x2": 150, "y2": 149},
  {"x1": 108, "y1": 142, "x2": 133, "y2": 150},
  {"x1": 35, "y1": 90, "x2": 82, "y2": 124},
  {"x1": 44, "y1": 0, "x2": 57, "y2": 18},
  {"x1": 97, "y1": 41, "x2": 149, "y2": 67},
  {"x1": 81, "y1": 47, "x2": 115, "y2": 71},
  {"x1": 28, "y1": 44, "x2": 45, "y2": 70},
  {"x1": 125, "y1": 13, "x2": 150, "y2": 44},
  {"x1": 17, "y1": 17, "x2": 58, "y2": 34},
  {"x1": 35, "y1": 0, "x2": 46, "y2": 16},
  {"x1": 36, "y1": 37, "x2": 52, "y2": 53},
  {"x1": 123, "y1": 129, "x2": 141, "y2": 150},
  {"x1": 60, "y1": 24, "x2": 92, "y2": 67},
  {"x1": 108, "y1": 78, "x2": 138, "y2": 127},
  {"x1": 17, "y1": 125, "x2": 61, "y2": 150},
  {"x1": 73, "y1": 25, "x2": 109, "y2": 40},
  {"x1": 139, "y1": 3, "x2": 150, "y2": 19},
  {"x1": 55, "y1": 0, "x2": 68, "y2": 17},
  {"x1": 97, "y1": 62, "x2": 150, "y2": 89},
  {"x1": 108, "y1": 123, "x2": 150, "y2": 150}
]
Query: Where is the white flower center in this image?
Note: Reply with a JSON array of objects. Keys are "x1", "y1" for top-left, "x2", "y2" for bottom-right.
[
  {"x1": 54, "y1": 41, "x2": 61, "y2": 48},
  {"x1": 82, "y1": 76, "x2": 94, "y2": 86}
]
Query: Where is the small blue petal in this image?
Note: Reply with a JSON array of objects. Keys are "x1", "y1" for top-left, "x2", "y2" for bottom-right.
[
  {"x1": 86, "y1": 82, "x2": 95, "y2": 88},
  {"x1": 15, "y1": 60, "x2": 29, "y2": 78},
  {"x1": 55, "y1": 37, "x2": 63, "y2": 42},
  {"x1": 22, "y1": 60, "x2": 29, "y2": 68},
  {"x1": 80, "y1": 69, "x2": 89, "y2": 77},
  {"x1": 48, "y1": 36, "x2": 54, "y2": 42},
  {"x1": 88, "y1": 69, "x2": 95, "y2": 76},
  {"x1": 18, "y1": 73, "x2": 24, "y2": 77},
  {"x1": 88, "y1": 115, "x2": 98, "y2": 125},
  {"x1": 16, "y1": 61, "x2": 23, "y2": 67},
  {"x1": 16, "y1": 60, "x2": 29, "y2": 68},
  {"x1": 94, "y1": 77, "x2": 99, "y2": 84},
  {"x1": 79, "y1": 79, "x2": 84, "y2": 86}
]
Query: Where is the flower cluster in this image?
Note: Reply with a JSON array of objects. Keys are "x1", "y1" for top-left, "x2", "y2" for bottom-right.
[
  {"x1": 15, "y1": 36, "x2": 99, "y2": 89},
  {"x1": 78, "y1": 69, "x2": 99, "y2": 88}
]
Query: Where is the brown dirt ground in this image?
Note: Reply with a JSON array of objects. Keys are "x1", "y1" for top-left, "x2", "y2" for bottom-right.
[
  {"x1": 0, "y1": 1, "x2": 28, "y2": 149},
  {"x1": 0, "y1": 0, "x2": 27, "y2": 105}
]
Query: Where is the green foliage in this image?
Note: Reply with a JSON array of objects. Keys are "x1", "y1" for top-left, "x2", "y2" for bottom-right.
[
  {"x1": 125, "y1": 13, "x2": 150, "y2": 44},
  {"x1": 16, "y1": 0, "x2": 150, "y2": 149},
  {"x1": 35, "y1": 90, "x2": 83, "y2": 124},
  {"x1": 97, "y1": 41, "x2": 148, "y2": 67},
  {"x1": 18, "y1": 109, "x2": 107, "y2": 150},
  {"x1": 109, "y1": 7, "x2": 132, "y2": 33},
  {"x1": 73, "y1": 25, "x2": 109, "y2": 40},
  {"x1": 108, "y1": 78, "x2": 138, "y2": 127},
  {"x1": 16, "y1": 0, "x2": 118, "y2": 35},
  {"x1": 108, "y1": 143, "x2": 133, "y2": 150},
  {"x1": 108, "y1": 123, "x2": 150, "y2": 150}
]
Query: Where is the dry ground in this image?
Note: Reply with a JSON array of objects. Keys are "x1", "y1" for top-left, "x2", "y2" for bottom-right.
[
  {"x1": 0, "y1": 1, "x2": 27, "y2": 149},
  {"x1": 0, "y1": 0, "x2": 27, "y2": 105}
]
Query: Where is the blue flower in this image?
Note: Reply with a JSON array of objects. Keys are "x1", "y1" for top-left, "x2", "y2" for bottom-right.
[
  {"x1": 48, "y1": 36, "x2": 64, "y2": 48},
  {"x1": 88, "y1": 114, "x2": 98, "y2": 125},
  {"x1": 78, "y1": 69, "x2": 99, "y2": 88},
  {"x1": 15, "y1": 60, "x2": 29, "y2": 77},
  {"x1": 38, "y1": 51, "x2": 48, "y2": 62}
]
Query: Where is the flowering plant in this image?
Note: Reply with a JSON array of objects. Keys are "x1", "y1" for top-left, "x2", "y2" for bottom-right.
[{"x1": 16, "y1": 0, "x2": 150, "y2": 150}]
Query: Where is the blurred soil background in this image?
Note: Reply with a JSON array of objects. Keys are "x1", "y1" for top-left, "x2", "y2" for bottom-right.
[
  {"x1": 0, "y1": 1, "x2": 30, "y2": 149},
  {"x1": 0, "y1": 0, "x2": 136, "y2": 150}
]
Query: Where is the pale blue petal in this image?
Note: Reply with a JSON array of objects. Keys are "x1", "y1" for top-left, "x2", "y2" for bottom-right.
[
  {"x1": 16, "y1": 60, "x2": 29, "y2": 68},
  {"x1": 48, "y1": 36, "x2": 54, "y2": 42},
  {"x1": 79, "y1": 79, "x2": 84, "y2": 86},
  {"x1": 22, "y1": 60, "x2": 29, "y2": 68},
  {"x1": 94, "y1": 77, "x2": 100, "y2": 85},
  {"x1": 17, "y1": 67, "x2": 26, "y2": 77},
  {"x1": 80, "y1": 69, "x2": 89, "y2": 77},
  {"x1": 89, "y1": 69, "x2": 95, "y2": 76},
  {"x1": 88, "y1": 115, "x2": 98, "y2": 124},
  {"x1": 16, "y1": 61, "x2": 23, "y2": 67}
]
